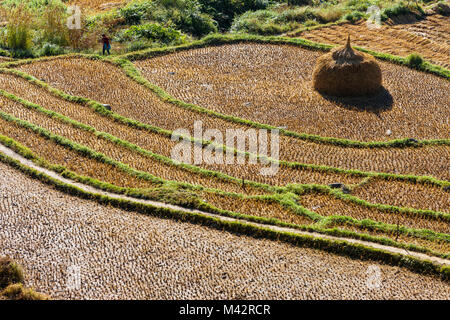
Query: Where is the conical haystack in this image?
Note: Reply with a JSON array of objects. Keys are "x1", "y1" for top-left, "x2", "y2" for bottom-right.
[{"x1": 312, "y1": 36, "x2": 382, "y2": 96}]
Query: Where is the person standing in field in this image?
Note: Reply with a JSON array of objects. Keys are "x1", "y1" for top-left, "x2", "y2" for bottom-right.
[{"x1": 101, "y1": 34, "x2": 111, "y2": 55}]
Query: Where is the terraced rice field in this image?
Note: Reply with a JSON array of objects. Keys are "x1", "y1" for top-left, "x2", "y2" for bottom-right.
[
  {"x1": 133, "y1": 43, "x2": 450, "y2": 142},
  {"x1": 290, "y1": 14, "x2": 450, "y2": 68},
  {"x1": 1, "y1": 162, "x2": 449, "y2": 300},
  {"x1": 298, "y1": 192, "x2": 448, "y2": 234},
  {"x1": 388, "y1": 14, "x2": 450, "y2": 46},
  {"x1": 15, "y1": 58, "x2": 450, "y2": 182},
  {"x1": 0, "y1": 72, "x2": 447, "y2": 214},
  {"x1": 1, "y1": 37, "x2": 449, "y2": 299}
]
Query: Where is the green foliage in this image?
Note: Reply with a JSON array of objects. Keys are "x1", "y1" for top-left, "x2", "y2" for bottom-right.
[
  {"x1": 120, "y1": 23, "x2": 185, "y2": 45},
  {"x1": 5, "y1": 5, "x2": 33, "y2": 54},
  {"x1": 231, "y1": 10, "x2": 289, "y2": 35},
  {"x1": 406, "y1": 53, "x2": 424, "y2": 68},
  {"x1": 231, "y1": 5, "x2": 344, "y2": 35},
  {"x1": 119, "y1": 0, "x2": 218, "y2": 37},
  {"x1": 344, "y1": 11, "x2": 365, "y2": 22},
  {"x1": 198, "y1": 0, "x2": 271, "y2": 30},
  {"x1": 38, "y1": 0, "x2": 69, "y2": 46},
  {"x1": 39, "y1": 43, "x2": 65, "y2": 56},
  {"x1": 1, "y1": 0, "x2": 66, "y2": 10}
]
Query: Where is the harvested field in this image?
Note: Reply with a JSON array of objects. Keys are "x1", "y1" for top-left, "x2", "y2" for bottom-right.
[
  {"x1": 200, "y1": 191, "x2": 314, "y2": 227},
  {"x1": 291, "y1": 16, "x2": 450, "y2": 68},
  {"x1": 335, "y1": 224, "x2": 450, "y2": 256},
  {"x1": 0, "y1": 92, "x2": 362, "y2": 189},
  {"x1": 298, "y1": 192, "x2": 449, "y2": 235},
  {"x1": 14, "y1": 59, "x2": 450, "y2": 181},
  {"x1": 389, "y1": 14, "x2": 450, "y2": 46},
  {"x1": 0, "y1": 161, "x2": 448, "y2": 300},
  {"x1": 133, "y1": 43, "x2": 450, "y2": 142},
  {"x1": 1, "y1": 89, "x2": 447, "y2": 215},
  {"x1": 353, "y1": 178, "x2": 450, "y2": 214},
  {"x1": 0, "y1": 118, "x2": 161, "y2": 190}
]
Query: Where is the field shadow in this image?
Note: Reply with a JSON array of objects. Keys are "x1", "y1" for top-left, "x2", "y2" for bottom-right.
[{"x1": 320, "y1": 86, "x2": 394, "y2": 117}]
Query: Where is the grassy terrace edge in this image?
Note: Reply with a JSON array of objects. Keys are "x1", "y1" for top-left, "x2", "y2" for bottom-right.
[
  {"x1": 0, "y1": 147, "x2": 448, "y2": 281},
  {"x1": 1, "y1": 68, "x2": 449, "y2": 192},
  {"x1": 0, "y1": 108, "x2": 448, "y2": 259},
  {"x1": 1, "y1": 34, "x2": 449, "y2": 149}
]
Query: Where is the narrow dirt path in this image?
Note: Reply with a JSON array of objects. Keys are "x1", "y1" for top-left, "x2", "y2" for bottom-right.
[{"x1": 0, "y1": 142, "x2": 448, "y2": 266}]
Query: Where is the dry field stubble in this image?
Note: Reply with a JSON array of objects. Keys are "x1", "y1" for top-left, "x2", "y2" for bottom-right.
[
  {"x1": 134, "y1": 43, "x2": 450, "y2": 142},
  {"x1": 353, "y1": 178, "x2": 450, "y2": 214},
  {"x1": 0, "y1": 95, "x2": 264, "y2": 196},
  {"x1": 389, "y1": 14, "x2": 450, "y2": 46},
  {"x1": 16, "y1": 58, "x2": 450, "y2": 181},
  {"x1": 291, "y1": 15, "x2": 450, "y2": 68},
  {"x1": 298, "y1": 192, "x2": 449, "y2": 234},
  {"x1": 200, "y1": 191, "x2": 313, "y2": 226},
  {"x1": 0, "y1": 89, "x2": 361, "y2": 189},
  {"x1": 0, "y1": 117, "x2": 297, "y2": 222},
  {"x1": 334, "y1": 224, "x2": 449, "y2": 255},
  {"x1": 0, "y1": 118, "x2": 160, "y2": 190},
  {"x1": 1, "y1": 85, "x2": 448, "y2": 215},
  {"x1": 1, "y1": 162, "x2": 449, "y2": 299}
]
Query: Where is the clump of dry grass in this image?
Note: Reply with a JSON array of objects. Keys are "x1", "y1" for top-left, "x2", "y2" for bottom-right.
[
  {"x1": 0, "y1": 256, "x2": 24, "y2": 289},
  {"x1": 1, "y1": 283, "x2": 50, "y2": 300},
  {"x1": 0, "y1": 257, "x2": 50, "y2": 300},
  {"x1": 313, "y1": 36, "x2": 382, "y2": 97}
]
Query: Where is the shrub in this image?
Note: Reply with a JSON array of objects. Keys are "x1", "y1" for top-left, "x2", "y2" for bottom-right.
[
  {"x1": 276, "y1": 7, "x2": 317, "y2": 23},
  {"x1": 344, "y1": 11, "x2": 364, "y2": 23},
  {"x1": 119, "y1": 0, "x2": 217, "y2": 37},
  {"x1": 1, "y1": 283, "x2": 50, "y2": 300},
  {"x1": 119, "y1": 1, "x2": 151, "y2": 25},
  {"x1": 0, "y1": 256, "x2": 24, "y2": 290},
  {"x1": 39, "y1": 42, "x2": 65, "y2": 56},
  {"x1": 199, "y1": 0, "x2": 270, "y2": 30},
  {"x1": 315, "y1": 7, "x2": 344, "y2": 23},
  {"x1": 231, "y1": 10, "x2": 285, "y2": 35},
  {"x1": 406, "y1": 53, "x2": 424, "y2": 68},
  {"x1": 121, "y1": 23, "x2": 185, "y2": 45}
]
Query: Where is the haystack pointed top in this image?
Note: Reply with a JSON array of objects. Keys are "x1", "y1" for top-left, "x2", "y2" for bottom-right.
[{"x1": 331, "y1": 34, "x2": 363, "y2": 64}]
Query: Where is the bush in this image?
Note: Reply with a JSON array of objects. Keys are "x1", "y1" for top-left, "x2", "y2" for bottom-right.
[
  {"x1": 121, "y1": 23, "x2": 185, "y2": 45},
  {"x1": 119, "y1": 0, "x2": 217, "y2": 37},
  {"x1": 199, "y1": 0, "x2": 270, "y2": 30},
  {"x1": 231, "y1": 9, "x2": 289, "y2": 35},
  {"x1": 406, "y1": 53, "x2": 424, "y2": 68},
  {"x1": 39, "y1": 42, "x2": 65, "y2": 56},
  {"x1": 315, "y1": 7, "x2": 344, "y2": 23},
  {"x1": 344, "y1": 11, "x2": 364, "y2": 23},
  {"x1": 0, "y1": 257, "x2": 24, "y2": 290},
  {"x1": 119, "y1": 1, "x2": 152, "y2": 25}
]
